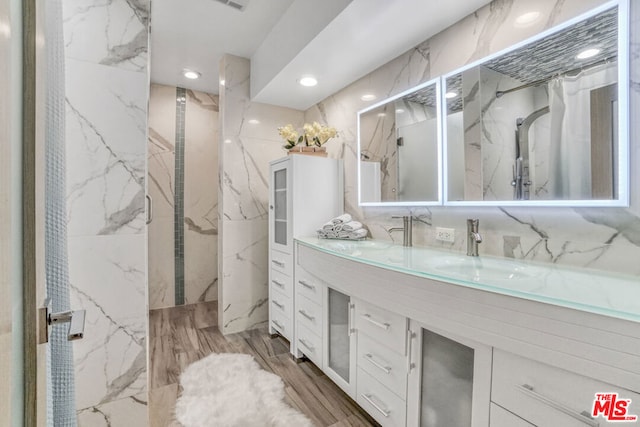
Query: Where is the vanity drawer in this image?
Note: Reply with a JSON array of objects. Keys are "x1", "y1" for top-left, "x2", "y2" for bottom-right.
[
  {"x1": 295, "y1": 267, "x2": 323, "y2": 305},
  {"x1": 357, "y1": 368, "x2": 406, "y2": 427},
  {"x1": 270, "y1": 250, "x2": 293, "y2": 277},
  {"x1": 357, "y1": 333, "x2": 407, "y2": 399},
  {"x1": 270, "y1": 287, "x2": 292, "y2": 318},
  {"x1": 355, "y1": 299, "x2": 407, "y2": 354},
  {"x1": 492, "y1": 349, "x2": 640, "y2": 427},
  {"x1": 296, "y1": 294, "x2": 322, "y2": 336},
  {"x1": 270, "y1": 308, "x2": 292, "y2": 341},
  {"x1": 270, "y1": 268, "x2": 293, "y2": 296},
  {"x1": 296, "y1": 322, "x2": 323, "y2": 368},
  {"x1": 490, "y1": 403, "x2": 534, "y2": 427}
]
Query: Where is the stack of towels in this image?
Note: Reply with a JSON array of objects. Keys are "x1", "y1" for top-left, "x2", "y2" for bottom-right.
[{"x1": 317, "y1": 214, "x2": 368, "y2": 240}]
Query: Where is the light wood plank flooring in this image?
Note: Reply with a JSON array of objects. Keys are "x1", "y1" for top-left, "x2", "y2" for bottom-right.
[{"x1": 149, "y1": 301, "x2": 380, "y2": 427}]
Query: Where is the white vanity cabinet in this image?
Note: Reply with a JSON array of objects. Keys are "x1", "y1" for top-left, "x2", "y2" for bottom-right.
[
  {"x1": 406, "y1": 320, "x2": 491, "y2": 427},
  {"x1": 294, "y1": 238, "x2": 640, "y2": 427},
  {"x1": 267, "y1": 155, "x2": 343, "y2": 349}
]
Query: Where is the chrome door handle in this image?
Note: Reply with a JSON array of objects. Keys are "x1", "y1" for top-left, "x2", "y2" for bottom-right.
[
  {"x1": 362, "y1": 313, "x2": 390, "y2": 330},
  {"x1": 39, "y1": 304, "x2": 86, "y2": 343},
  {"x1": 517, "y1": 384, "x2": 599, "y2": 427},
  {"x1": 271, "y1": 280, "x2": 285, "y2": 289},
  {"x1": 298, "y1": 280, "x2": 315, "y2": 290},
  {"x1": 361, "y1": 393, "x2": 390, "y2": 418},
  {"x1": 364, "y1": 353, "x2": 391, "y2": 374},
  {"x1": 146, "y1": 194, "x2": 153, "y2": 224},
  {"x1": 298, "y1": 310, "x2": 315, "y2": 321}
]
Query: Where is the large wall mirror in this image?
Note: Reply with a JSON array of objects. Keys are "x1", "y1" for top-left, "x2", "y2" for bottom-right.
[
  {"x1": 443, "y1": 0, "x2": 629, "y2": 206},
  {"x1": 357, "y1": 78, "x2": 442, "y2": 206}
]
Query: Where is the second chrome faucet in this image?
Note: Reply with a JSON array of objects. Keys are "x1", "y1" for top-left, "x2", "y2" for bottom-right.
[
  {"x1": 389, "y1": 215, "x2": 413, "y2": 247},
  {"x1": 467, "y1": 219, "x2": 482, "y2": 256}
]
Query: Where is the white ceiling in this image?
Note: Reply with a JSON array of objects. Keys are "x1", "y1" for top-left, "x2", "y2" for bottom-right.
[{"x1": 150, "y1": 0, "x2": 493, "y2": 111}]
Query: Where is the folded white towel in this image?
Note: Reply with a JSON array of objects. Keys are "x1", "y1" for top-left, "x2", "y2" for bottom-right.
[
  {"x1": 331, "y1": 213, "x2": 352, "y2": 225},
  {"x1": 333, "y1": 224, "x2": 344, "y2": 232},
  {"x1": 337, "y1": 230, "x2": 350, "y2": 238},
  {"x1": 342, "y1": 221, "x2": 362, "y2": 232},
  {"x1": 322, "y1": 221, "x2": 335, "y2": 231},
  {"x1": 346, "y1": 229, "x2": 368, "y2": 239}
]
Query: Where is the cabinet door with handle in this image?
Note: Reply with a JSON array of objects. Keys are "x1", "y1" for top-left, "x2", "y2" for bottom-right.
[
  {"x1": 269, "y1": 158, "x2": 292, "y2": 253},
  {"x1": 407, "y1": 319, "x2": 492, "y2": 427}
]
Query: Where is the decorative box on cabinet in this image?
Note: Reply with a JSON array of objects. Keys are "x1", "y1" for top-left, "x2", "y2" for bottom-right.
[{"x1": 268, "y1": 155, "x2": 343, "y2": 353}]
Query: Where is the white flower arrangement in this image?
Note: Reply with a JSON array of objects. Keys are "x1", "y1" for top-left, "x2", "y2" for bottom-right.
[{"x1": 278, "y1": 122, "x2": 337, "y2": 149}]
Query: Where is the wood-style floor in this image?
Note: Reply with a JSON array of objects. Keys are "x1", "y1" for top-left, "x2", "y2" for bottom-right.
[{"x1": 148, "y1": 301, "x2": 380, "y2": 427}]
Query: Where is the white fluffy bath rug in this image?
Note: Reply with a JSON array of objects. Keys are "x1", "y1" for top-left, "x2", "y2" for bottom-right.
[{"x1": 175, "y1": 353, "x2": 315, "y2": 427}]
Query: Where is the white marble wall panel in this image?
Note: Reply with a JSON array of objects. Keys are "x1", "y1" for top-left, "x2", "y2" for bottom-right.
[
  {"x1": 219, "y1": 54, "x2": 303, "y2": 333},
  {"x1": 148, "y1": 84, "x2": 176, "y2": 309},
  {"x1": 304, "y1": 0, "x2": 640, "y2": 277},
  {"x1": 77, "y1": 392, "x2": 147, "y2": 427},
  {"x1": 220, "y1": 220, "x2": 269, "y2": 334},
  {"x1": 65, "y1": 59, "x2": 147, "y2": 237},
  {"x1": 62, "y1": 0, "x2": 148, "y2": 72},
  {"x1": 68, "y1": 234, "x2": 147, "y2": 411},
  {"x1": 184, "y1": 89, "x2": 219, "y2": 304},
  {"x1": 63, "y1": 0, "x2": 149, "y2": 419}
]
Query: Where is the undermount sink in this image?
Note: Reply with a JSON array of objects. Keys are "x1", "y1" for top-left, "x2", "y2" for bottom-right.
[{"x1": 424, "y1": 255, "x2": 539, "y2": 281}]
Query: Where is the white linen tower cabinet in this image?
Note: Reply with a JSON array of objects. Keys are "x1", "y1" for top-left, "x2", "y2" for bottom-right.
[{"x1": 268, "y1": 154, "x2": 344, "y2": 354}]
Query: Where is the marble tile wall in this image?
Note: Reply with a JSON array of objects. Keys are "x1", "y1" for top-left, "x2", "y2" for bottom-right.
[
  {"x1": 147, "y1": 84, "x2": 219, "y2": 309},
  {"x1": 304, "y1": 0, "x2": 640, "y2": 276},
  {"x1": 62, "y1": 0, "x2": 149, "y2": 424},
  {"x1": 218, "y1": 54, "x2": 304, "y2": 334},
  {"x1": 148, "y1": 84, "x2": 177, "y2": 309},
  {"x1": 184, "y1": 90, "x2": 219, "y2": 304}
]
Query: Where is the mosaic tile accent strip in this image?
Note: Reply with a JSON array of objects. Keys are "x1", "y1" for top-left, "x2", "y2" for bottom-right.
[{"x1": 174, "y1": 87, "x2": 186, "y2": 305}]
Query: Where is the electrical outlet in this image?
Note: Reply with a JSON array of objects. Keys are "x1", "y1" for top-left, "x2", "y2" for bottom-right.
[{"x1": 435, "y1": 227, "x2": 455, "y2": 243}]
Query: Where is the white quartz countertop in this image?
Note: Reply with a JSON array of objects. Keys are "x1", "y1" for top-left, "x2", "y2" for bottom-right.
[{"x1": 296, "y1": 236, "x2": 640, "y2": 323}]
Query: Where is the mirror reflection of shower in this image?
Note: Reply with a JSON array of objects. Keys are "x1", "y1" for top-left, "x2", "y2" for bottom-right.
[{"x1": 512, "y1": 106, "x2": 549, "y2": 200}]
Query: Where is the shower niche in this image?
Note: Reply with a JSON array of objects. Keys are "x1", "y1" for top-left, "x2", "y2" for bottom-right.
[{"x1": 443, "y1": 0, "x2": 628, "y2": 206}]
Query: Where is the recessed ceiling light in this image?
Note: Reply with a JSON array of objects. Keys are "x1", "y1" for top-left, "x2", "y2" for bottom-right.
[
  {"x1": 220, "y1": 79, "x2": 226, "y2": 86},
  {"x1": 248, "y1": 119, "x2": 260, "y2": 125},
  {"x1": 377, "y1": 113, "x2": 386, "y2": 117},
  {"x1": 396, "y1": 108, "x2": 405, "y2": 114},
  {"x1": 183, "y1": 69, "x2": 201, "y2": 79},
  {"x1": 361, "y1": 94, "x2": 377, "y2": 102},
  {"x1": 224, "y1": 139, "x2": 232, "y2": 144},
  {"x1": 576, "y1": 48, "x2": 601, "y2": 60},
  {"x1": 445, "y1": 91, "x2": 458, "y2": 99},
  {"x1": 299, "y1": 76, "x2": 318, "y2": 87},
  {"x1": 515, "y1": 11, "x2": 541, "y2": 27}
]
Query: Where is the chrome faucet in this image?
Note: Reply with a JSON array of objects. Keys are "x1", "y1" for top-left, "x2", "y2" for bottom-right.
[
  {"x1": 389, "y1": 216, "x2": 413, "y2": 247},
  {"x1": 467, "y1": 219, "x2": 482, "y2": 256}
]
